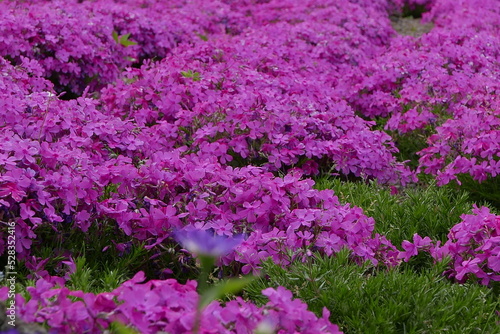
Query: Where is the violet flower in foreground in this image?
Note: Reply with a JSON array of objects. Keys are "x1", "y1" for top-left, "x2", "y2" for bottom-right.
[
  {"x1": 174, "y1": 228, "x2": 248, "y2": 333},
  {"x1": 174, "y1": 229, "x2": 245, "y2": 257}
]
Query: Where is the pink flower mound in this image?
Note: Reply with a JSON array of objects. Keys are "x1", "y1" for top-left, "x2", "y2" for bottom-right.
[
  {"x1": 2, "y1": 1, "x2": 500, "y2": 328},
  {"x1": 399, "y1": 206, "x2": 500, "y2": 286},
  {"x1": 435, "y1": 206, "x2": 500, "y2": 285},
  {"x1": 0, "y1": 272, "x2": 342, "y2": 334},
  {"x1": 101, "y1": 36, "x2": 413, "y2": 184},
  {"x1": 425, "y1": 0, "x2": 500, "y2": 32},
  {"x1": 340, "y1": 0, "x2": 500, "y2": 185},
  {"x1": 87, "y1": 0, "x2": 246, "y2": 62},
  {"x1": 0, "y1": 30, "x2": 399, "y2": 272},
  {"x1": 0, "y1": 0, "x2": 135, "y2": 94},
  {"x1": 0, "y1": 0, "x2": 243, "y2": 94}
]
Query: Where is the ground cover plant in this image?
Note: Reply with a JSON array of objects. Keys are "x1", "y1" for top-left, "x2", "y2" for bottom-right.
[{"x1": 0, "y1": 0, "x2": 499, "y2": 333}]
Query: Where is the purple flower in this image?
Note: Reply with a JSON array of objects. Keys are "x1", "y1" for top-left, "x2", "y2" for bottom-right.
[{"x1": 174, "y1": 229, "x2": 244, "y2": 257}]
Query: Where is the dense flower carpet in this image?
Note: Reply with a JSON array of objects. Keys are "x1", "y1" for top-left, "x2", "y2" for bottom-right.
[{"x1": 0, "y1": 0, "x2": 499, "y2": 332}]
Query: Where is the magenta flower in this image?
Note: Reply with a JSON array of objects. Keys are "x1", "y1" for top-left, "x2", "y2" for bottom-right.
[
  {"x1": 399, "y1": 234, "x2": 433, "y2": 262},
  {"x1": 174, "y1": 229, "x2": 244, "y2": 257}
]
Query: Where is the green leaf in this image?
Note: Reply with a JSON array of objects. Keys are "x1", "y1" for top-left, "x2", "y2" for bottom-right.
[
  {"x1": 112, "y1": 30, "x2": 119, "y2": 43},
  {"x1": 199, "y1": 276, "x2": 256, "y2": 308},
  {"x1": 181, "y1": 70, "x2": 193, "y2": 78},
  {"x1": 112, "y1": 31, "x2": 137, "y2": 47},
  {"x1": 195, "y1": 33, "x2": 208, "y2": 41},
  {"x1": 181, "y1": 70, "x2": 201, "y2": 82},
  {"x1": 109, "y1": 321, "x2": 139, "y2": 334},
  {"x1": 119, "y1": 33, "x2": 137, "y2": 47}
]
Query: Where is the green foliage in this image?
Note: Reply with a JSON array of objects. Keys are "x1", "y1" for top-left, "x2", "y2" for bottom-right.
[
  {"x1": 195, "y1": 32, "x2": 209, "y2": 41},
  {"x1": 199, "y1": 275, "x2": 256, "y2": 308},
  {"x1": 67, "y1": 256, "x2": 96, "y2": 292},
  {"x1": 100, "y1": 182, "x2": 120, "y2": 200},
  {"x1": 112, "y1": 31, "x2": 138, "y2": 47},
  {"x1": 65, "y1": 256, "x2": 130, "y2": 293},
  {"x1": 108, "y1": 322, "x2": 139, "y2": 334},
  {"x1": 244, "y1": 250, "x2": 500, "y2": 334},
  {"x1": 392, "y1": 129, "x2": 430, "y2": 170},
  {"x1": 181, "y1": 70, "x2": 201, "y2": 81},
  {"x1": 402, "y1": 3, "x2": 428, "y2": 19},
  {"x1": 456, "y1": 174, "x2": 500, "y2": 211},
  {"x1": 100, "y1": 270, "x2": 127, "y2": 292},
  {"x1": 17, "y1": 217, "x2": 165, "y2": 292}
]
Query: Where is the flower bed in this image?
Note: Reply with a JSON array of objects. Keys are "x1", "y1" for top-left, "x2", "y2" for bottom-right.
[{"x1": 1, "y1": 0, "x2": 499, "y2": 332}]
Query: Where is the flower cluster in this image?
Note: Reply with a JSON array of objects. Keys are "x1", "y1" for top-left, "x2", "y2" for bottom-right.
[
  {"x1": 0, "y1": 0, "x2": 246, "y2": 94},
  {"x1": 434, "y1": 206, "x2": 500, "y2": 285},
  {"x1": 2, "y1": 0, "x2": 500, "y2": 331},
  {"x1": 0, "y1": 0, "x2": 409, "y2": 272},
  {"x1": 0, "y1": 272, "x2": 342, "y2": 334},
  {"x1": 101, "y1": 27, "x2": 413, "y2": 184},
  {"x1": 343, "y1": 0, "x2": 500, "y2": 184},
  {"x1": 0, "y1": 0, "x2": 134, "y2": 94},
  {"x1": 398, "y1": 206, "x2": 500, "y2": 285}
]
